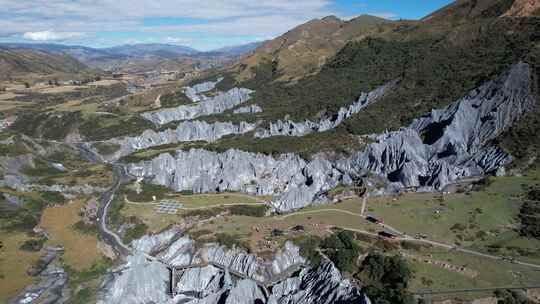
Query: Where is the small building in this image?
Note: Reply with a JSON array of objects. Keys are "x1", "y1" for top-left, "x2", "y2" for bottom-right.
[
  {"x1": 378, "y1": 231, "x2": 398, "y2": 240},
  {"x1": 366, "y1": 214, "x2": 383, "y2": 224}
]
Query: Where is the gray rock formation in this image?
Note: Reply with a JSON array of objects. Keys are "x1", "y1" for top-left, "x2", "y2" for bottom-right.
[
  {"x1": 269, "y1": 260, "x2": 369, "y2": 304},
  {"x1": 255, "y1": 80, "x2": 398, "y2": 138},
  {"x1": 102, "y1": 121, "x2": 256, "y2": 161},
  {"x1": 0, "y1": 154, "x2": 106, "y2": 194},
  {"x1": 98, "y1": 230, "x2": 367, "y2": 304},
  {"x1": 184, "y1": 77, "x2": 223, "y2": 102},
  {"x1": 141, "y1": 88, "x2": 253, "y2": 125},
  {"x1": 9, "y1": 247, "x2": 69, "y2": 304},
  {"x1": 127, "y1": 63, "x2": 533, "y2": 212},
  {"x1": 98, "y1": 253, "x2": 171, "y2": 304},
  {"x1": 233, "y1": 104, "x2": 263, "y2": 114},
  {"x1": 127, "y1": 149, "x2": 342, "y2": 212},
  {"x1": 345, "y1": 62, "x2": 534, "y2": 190}
]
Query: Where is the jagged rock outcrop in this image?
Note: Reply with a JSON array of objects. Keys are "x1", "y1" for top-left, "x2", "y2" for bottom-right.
[
  {"x1": 98, "y1": 230, "x2": 366, "y2": 304},
  {"x1": 9, "y1": 247, "x2": 69, "y2": 304},
  {"x1": 233, "y1": 104, "x2": 263, "y2": 114},
  {"x1": 127, "y1": 149, "x2": 343, "y2": 212},
  {"x1": 0, "y1": 154, "x2": 106, "y2": 194},
  {"x1": 127, "y1": 63, "x2": 534, "y2": 212},
  {"x1": 141, "y1": 88, "x2": 253, "y2": 125},
  {"x1": 184, "y1": 77, "x2": 223, "y2": 102},
  {"x1": 98, "y1": 253, "x2": 171, "y2": 304},
  {"x1": 101, "y1": 121, "x2": 256, "y2": 161},
  {"x1": 131, "y1": 227, "x2": 181, "y2": 254},
  {"x1": 269, "y1": 260, "x2": 369, "y2": 304},
  {"x1": 255, "y1": 80, "x2": 398, "y2": 138},
  {"x1": 346, "y1": 62, "x2": 534, "y2": 190}
]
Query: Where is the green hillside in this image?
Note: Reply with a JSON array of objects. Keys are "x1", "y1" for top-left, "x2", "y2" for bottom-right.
[{"x1": 0, "y1": 48, "x2": 87, "y2": 79}]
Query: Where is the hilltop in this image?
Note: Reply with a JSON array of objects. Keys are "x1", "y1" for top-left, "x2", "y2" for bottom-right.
[{"x1": 234, "y1": 14, "x2": 390, "y2": 82}]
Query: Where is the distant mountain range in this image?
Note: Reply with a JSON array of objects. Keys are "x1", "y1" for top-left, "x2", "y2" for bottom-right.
[{"x1": 0, "y1": 41, "x2": 265, "y2": 70}]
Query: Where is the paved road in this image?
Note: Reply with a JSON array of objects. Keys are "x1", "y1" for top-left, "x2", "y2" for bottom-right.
[
  {"x1": 75, "y1": 143, "x2": 132, "y2": 257},
  {"x1": 96, "y1": 164, "x2": 132, "y2": 257}
]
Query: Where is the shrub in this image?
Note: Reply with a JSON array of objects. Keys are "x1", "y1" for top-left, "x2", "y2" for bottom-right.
[
  {"x1": 215, "y1": 233, "x2": 249, "y2": 251},
  {"x1": 20, "y1": 238, "x2": 47, "y2": 251},
  {"x1": 123, "y1": 218, "x2": 149, "y2": 243},
  {"x1": 228, "y1": 205, "x2": 268, "y2": 217}
]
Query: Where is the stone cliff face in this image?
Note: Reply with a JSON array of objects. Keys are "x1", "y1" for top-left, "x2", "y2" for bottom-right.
[
  {"x1": 0, "y1": 153, "x2": 106, "y2": 195},
  {"x1": 233, "y1": 104, "x2": 263, "y2": 114},
  {"x1": 127, "y1": 62, "x2": 534, "y2": 213},
  {"x1": 141, "y1": 87, "x2": 254, "y2": 125},
  {"x1": 346, "y1": 62, "x2": 534, "y2": 190},
  {"x1": 98, "y1": 229, "x2": 368, "y2": 304},
  {"x1": 127, "y1": 149, "x2": 342, "y2": 212},
  {"x1": 254, "y1": 79, "x2": 398, "y2": 138},
  {"x1": 102, "y1": 121, "x2": 256, "y2": 161},
  {"x1": 184, "y1": 77, "x2": 224, "y2": 102}
]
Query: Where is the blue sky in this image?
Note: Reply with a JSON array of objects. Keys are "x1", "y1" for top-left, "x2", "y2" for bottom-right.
[{"x1": 0, "y1": 0, "x2": 453, "y2": 51}]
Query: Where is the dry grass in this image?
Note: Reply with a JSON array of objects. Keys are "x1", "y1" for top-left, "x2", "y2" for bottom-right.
[
  {"x1": 0, "y1": 92, "x2": 22, "y2": 101},
  {"x1": 90, "y1": 79, "x2": 120, "y2": 86},
  {"x1": 40, "y1": 198, "x2": 101, "y2": 270},
  {"x1": 47, "y1": 99, "x2": 99, "y2": 113},
  {"x1": 0, "y1": 100, "x2": 29, "y2": 112},
  {"x1": 0, "y1": 232, "x2": 41, "y2": 303},
  {"x1": 37, "y1": 85, "x2": 81, "y2": 94}
]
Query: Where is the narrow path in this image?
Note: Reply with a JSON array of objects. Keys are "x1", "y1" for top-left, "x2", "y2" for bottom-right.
[
  {"x1": 360, "y1": 194, "x2": 368, "y2": 216},
  {"x1": 414, "y1": 285, "x2": 540, "y2": 296},
  {"x1": 96, "y1": 164, "x2": 132, "y2": 256},
  {"x1": 124, "y1": 195, "x2": 267, "y2": 209},
  {"x1": 276, "y1": 208, "x2": 363, "y2": 220},
  {"x1": 275, "y1": 196, "x2": 540, "y2": 271}
]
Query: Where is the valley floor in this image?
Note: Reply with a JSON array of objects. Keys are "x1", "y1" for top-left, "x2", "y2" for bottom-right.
[{"x1": 116, "y1": 169, "x2": 540, "y2": 302}]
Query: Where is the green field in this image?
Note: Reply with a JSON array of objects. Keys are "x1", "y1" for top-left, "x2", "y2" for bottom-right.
[{"x1": 366, "y1": 171, "x2": 540, "y2": 263}]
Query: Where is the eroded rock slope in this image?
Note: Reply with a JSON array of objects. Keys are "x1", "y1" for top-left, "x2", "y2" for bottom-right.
[
  {"x1": 254, "y1": 79, "x2": 398, "y2": 138},
  {"x1": 98, "y1": 229, "x2": 369, "y2": 304},
  {"x1": 141, "y1": 87, "x2": 253, "y2": 125},
  {"x1": 127, "y1": 62, "x2": 534, "y2": 212}
]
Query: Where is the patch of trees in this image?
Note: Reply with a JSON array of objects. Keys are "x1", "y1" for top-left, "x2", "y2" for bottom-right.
[
  {"x1": 160, "y1": 90, "x2": 192, "y2": 108},
  {"x1": 123, "y1": 217, "x2": 149, "y2": 244},
  {"x1": 494, "y1": 289, "x2": 533, "y2": 304},
  {"x1": 356, "y1": 253, "x2": 414, "y2": 304},
  {"x1": 321, "y1": 230, "x2": 363, "y2": 273},
  {"x1": 0, "y1": 194, "x2": 51, "y2": 233},
  {"x1": 19, "y1": 237, "x2": 47, "y2": 252},
  {"x1": 215, "y1": 233, "x2": 250, "y2": 251},
  {"x1": 228, "y1": 205, "x2": 268, "y2": 217},
  {"x1": 518, "y1": 187, "x2": 540, "y2": 239}
]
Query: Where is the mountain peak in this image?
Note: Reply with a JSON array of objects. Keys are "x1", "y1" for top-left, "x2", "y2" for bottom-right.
[
  {"x1": 422, "y1": 0, "x2": 519, "y2": 22},
  {"x1": 502, "y1": 0, "x2": 540, "y2": 16},
  {"x1": 321, "y1": 15, "x2": 342, "y2": 22}
]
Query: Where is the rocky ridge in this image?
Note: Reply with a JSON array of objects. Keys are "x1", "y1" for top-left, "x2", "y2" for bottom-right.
[
  {"x1": 127, "y1": 62, "x2": 534, "y2": 212},
  {"x1": 101, "y1": 120, "x2": 256, "y2": 161},
  {"x1": 9, "y1": 247, "x2": 69, "y2": 304},
  {"x1": 141, "y1": 87, "x2": 254, "y2": 126},
  {"x1": 98, "y1": 229, "x2": 368, "y2": 304},
  {"x1": 184, "y1": 77, "x2": 224, "y2": 102},
  {"x1": 0, "y1": 153, "x2": 106, "y2": 195},
  {"x1": 255, "y1": 79, "x2": 398, "y2": 138},
  {"x1": 127, "y1": 149, "x2": 341, "y2": 212},
  {"x1": 233, "y1": 104, "x2": 263, "y2": 114}
]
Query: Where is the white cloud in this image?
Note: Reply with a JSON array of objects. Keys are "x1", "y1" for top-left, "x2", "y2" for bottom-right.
[
  {"x1": 0, "y1": 0, "x2": 335, "y2": 48},
  {"x1": 165, "y1": 37, "x2": 194, "y2": 44},
  {"x1": 369, "y1": 12, "x2": 399, "y2": 19},
  {"x1": 22, "y1": 30, "x2": 83, "y2": 41}
]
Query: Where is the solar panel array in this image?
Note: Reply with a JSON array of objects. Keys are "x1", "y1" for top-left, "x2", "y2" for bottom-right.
[{"x1": 155, "y1": 201, "x2": 183, "y2": 214}]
